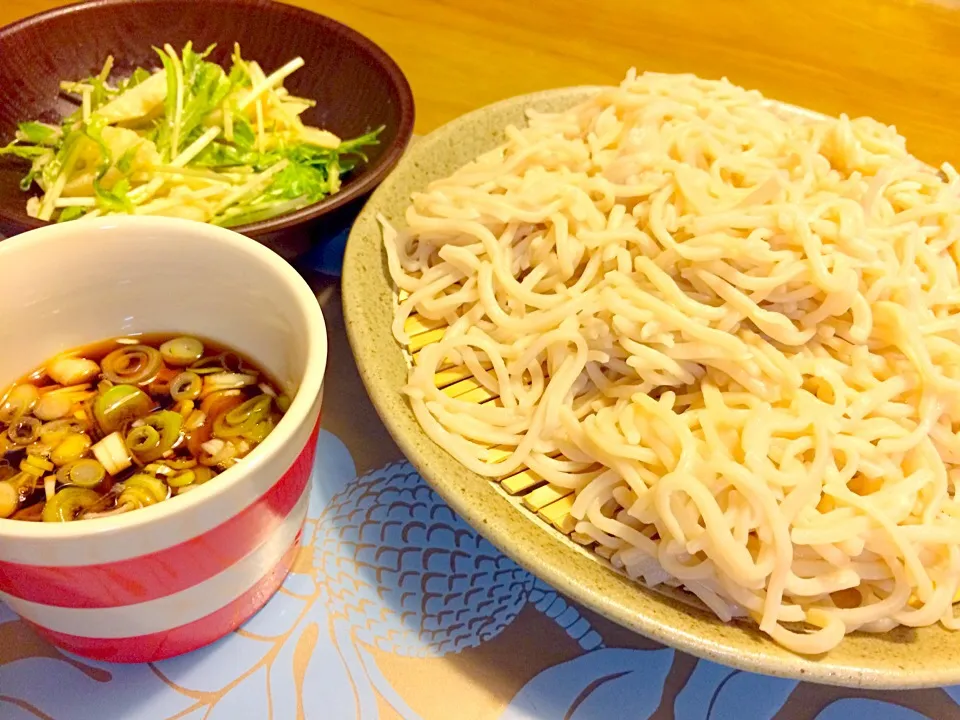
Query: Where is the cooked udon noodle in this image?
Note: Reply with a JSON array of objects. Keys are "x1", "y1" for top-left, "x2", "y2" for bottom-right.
[{"x1": 382, "y1": 70, "x2": 960, "y2": 654}]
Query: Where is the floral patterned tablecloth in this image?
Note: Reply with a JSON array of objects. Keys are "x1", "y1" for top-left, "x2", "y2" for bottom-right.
[{"x1": 2, "y1": 229, "x2": 960, "y2": 720}]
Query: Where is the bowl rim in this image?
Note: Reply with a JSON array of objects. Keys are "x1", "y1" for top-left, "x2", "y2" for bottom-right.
[
  {"x1": 342, "y1": 83, "x2": 960, "y2": 689},
  {"x1": 0, "y1": 0, "x2": 416, "y2": 238},
  {"x1": 0, "y1": 214, "x2": 328, "y2": 540}
]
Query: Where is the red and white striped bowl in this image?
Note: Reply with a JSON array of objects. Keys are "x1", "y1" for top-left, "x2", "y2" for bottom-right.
[{"x1": 0, "y1": 216, "x2": 327, "y2": 663}]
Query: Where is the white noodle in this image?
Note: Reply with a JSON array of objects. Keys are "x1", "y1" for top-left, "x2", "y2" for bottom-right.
[{"x1": 383, "y1": 70, "x2": 960, "y2": 654}]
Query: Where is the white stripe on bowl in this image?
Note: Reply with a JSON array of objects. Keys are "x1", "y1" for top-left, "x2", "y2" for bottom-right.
[{"x1": 0, "y1": 483, "x2": 309, "y2": 638}]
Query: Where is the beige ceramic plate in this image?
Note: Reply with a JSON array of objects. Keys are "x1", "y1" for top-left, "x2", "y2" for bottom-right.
[{"x1": 342, "y1": 86, "x2": 960, "y2": 689}]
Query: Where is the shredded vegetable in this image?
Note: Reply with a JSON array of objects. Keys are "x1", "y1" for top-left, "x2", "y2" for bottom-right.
[{"x1": 0, "y1": 43, "x2": 382, "y2": 226}]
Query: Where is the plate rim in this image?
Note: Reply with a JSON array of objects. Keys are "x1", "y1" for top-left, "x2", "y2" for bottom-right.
[{"x1": 342, "y1": 83, "x2": 959, "y2": 689}]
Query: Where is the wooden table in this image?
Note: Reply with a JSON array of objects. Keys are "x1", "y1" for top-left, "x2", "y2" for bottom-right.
[{"x1": 4, "y1": 0, "x2": 960, "y2": 167}]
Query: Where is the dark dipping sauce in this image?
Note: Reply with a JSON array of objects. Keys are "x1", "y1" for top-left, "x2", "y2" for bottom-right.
[{"x1": 0, "y1": 334, "x2": 290, "y2": 522}]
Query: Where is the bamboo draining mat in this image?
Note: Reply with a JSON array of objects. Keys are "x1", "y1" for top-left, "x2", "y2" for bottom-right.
[{"x1": 400, "y1": 307, "x2": 619, "y2": 554}]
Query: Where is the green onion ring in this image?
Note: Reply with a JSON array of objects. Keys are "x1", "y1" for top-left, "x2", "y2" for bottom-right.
[
  {"x1": 193, "y1": 466, "x2": 215, "y2": 484},
  {"x1": 214, "y1": 396, "x2": 271, "y2": 438},
  {"x1": 118, "y1": 474, "x2": 169, "y2": 508},
  {"x1": 170, "y1": 371, "x2": 202, "y2": 401},
  {"x1": 67, "y1": 458, "x2": 106, "y2": 488},
  {"x1": 244, "y1": 419, "x2": 275, "y2": 444},
  {"x1": 188, "y1": 355, "x2": 224, "y2": 375},
  {"x1": 7, "y1": 416, "x2": 41, "y2": 445},
  {"x1": 0, "y1": 385, "x2": 40, "y2": 423},
  {"x1": 101, "y1": 345, "x2": 163, "y2": 385},
  {"x1": 136, "y1": 411, "x2": 183, "y2": 463},
  {"x1": 42, "y1": 486, "x2": 102, "y2": 522},
  {"x1": 94, "y1": 384, "x2": 154, "y2": 434},
  {"x1": 163, "y1": 457, "x2": 198, "y2": 470},
  {"x1": 160, "y1": 337, "x2": 205, "y2": 366},
  {"x1": 126, "y1": 424, "x2": 161, "y2": 455},
  {"x1": 167, "y1": 470, "x2": 196, "y2": 488}
]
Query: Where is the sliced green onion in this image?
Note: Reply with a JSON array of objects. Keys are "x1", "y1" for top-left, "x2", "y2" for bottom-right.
[
  {"x1": 118, "y1": 474, "x2": 169, "y2": 508},
  {"x1": 50, "y1": 433, "x2": 92, "y2": 466},
  {"x1": 92, "y1": 431, "x2": 132, "y2": 475},
  {"x1": 202, "y1": 372, "x2": 258, "y2": 395},
  {"x1": 170, "y1": 371, "x2": 202, "y2": 401},
  {"x1": 214, "y1": 395, "x2": 272, "y2": 438},
  {"x1": 144, "y1": 463, "x2": 174, "y2": 476},
  {"x1": 167, "y1": 470, "x2": 196, "y2": 488},
  {"x1": 40, "y1": 418, "x2": 86, "y2": 445},
  {"x1": 47, "y1": 356, "x2": 100, "y2": 386},
  {"x1": 201, "y1": 438, "x2": 224, "y2": 456},
  {"x1": 8, "y1": 417, "x2": 41, "y2": 445},
  {"x1": 245, "y1": 419, "x2": 275, "y2": 444},
  {"x1": 190, "y1": 366, "x2": 225, "y2": 376},
  {"x1": 55, "y1": 463, "x2": 72, "y2": 485},
  {"x1": 43, "y1": 382, "x2": 92, "y2": 395},
  {"x1": 0, "y1": 481, "x2": 17, "y2": 518},
  {"x1": 184, "y1": 409, "x2": 207, "y2": 430},
  {"x1": 19, "y1": 457, "x2": 47, "y2": 478},
  {"x1": 193, "y1": 466, "x2": 215, "y2": 484},
  {"x1": 136, "y1": 410, "x2": 183, "y2": 462},
  {"x1": 163, "y1": 457, "x2": 198, "y2": 470},
  {"x1": 25, "y1": 444, "x2": 53, "y2": 462},
  {"x1": 67, "y1": 458, "x2": 106, "y2": 488},
  {"x1": 101, "y1": 345, "x2": 163, "y2": 385},
  {"x1": 126, "y1": 424, "x2": 161, "y2": 455},
  {"x1": 188, "y1": 356, "x2": 226, "y2": 375},
  {"x1": 0, "y1": 384, "x2": 40, "y2": 422},
  {"x1": 225, "y1": 395, "x2": 271, "y2": 425},
  {"x1": 199, "y1": 438, "x2": 236, "y2": 466},
  {"x1": 175, "y1": 399, "x2": 195, "y2": 419},
  {"x1": 42, "y1": 486, "x2": 102, "y2": 522},
  {"x1": 27, "y1": 455, "x2": 53, "y2": 471},
  {"x1": 94, "y1": 384, "x2": 154, "y2": 434},
  {"x1": 33, "y1": 392, "x2": 74, "y2": 421},
  {"x1": 160, "y1": 337, "x2": 205, "y2": 366},
  {"x1": 258, "y1": 383, "x2": 277, "y2": 397}
]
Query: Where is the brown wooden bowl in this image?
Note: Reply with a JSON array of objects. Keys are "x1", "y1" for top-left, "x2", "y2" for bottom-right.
[{"x1": 0, "y1": 0, "x2": 415, "y2": 260}]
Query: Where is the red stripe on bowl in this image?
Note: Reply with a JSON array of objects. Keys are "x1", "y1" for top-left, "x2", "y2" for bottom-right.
[
  {"x1": 0, "y1": 421, "x2": 320, "y2": 609},
  {"x1": 26, "y1": 533, "x2": 303, "y2": 663}
]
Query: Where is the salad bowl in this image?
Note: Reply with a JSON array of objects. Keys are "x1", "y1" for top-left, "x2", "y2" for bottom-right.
[{"x1": 0, "y1": 0, "x2": 415, "y2": 259}]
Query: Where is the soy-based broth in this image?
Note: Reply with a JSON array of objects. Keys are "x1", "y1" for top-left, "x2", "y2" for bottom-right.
[{"x1": 0, "y1": 334, "x2": 290, "y2": 522}]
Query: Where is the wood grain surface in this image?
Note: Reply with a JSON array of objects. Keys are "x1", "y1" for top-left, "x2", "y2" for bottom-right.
[
  {"x1": 298, "y1": 0, "x2": 960, "y2": 164},
  {"x1": 4, "y1": 0, "x2": 958, "y2": 165}
]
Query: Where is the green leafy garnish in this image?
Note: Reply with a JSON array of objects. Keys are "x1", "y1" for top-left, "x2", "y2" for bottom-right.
[
  {"x1": 1, "y1": 42, "x2": 382, "y2": 224},
  {"x1": 94, "y1": 177, "x2": 134, "y2": 214},
  {"x1": 17, "y1": 122, "x2": 61, "y2": 146},
  {"x1": 57, "y1": 206, "x2": 86, "y2": 222},
  {"x1": 0, "y1": 142, "x2": 49, "y2": 160},
  {"x1": 116, "y1": 67, "x2": 152, "y2": 94},
  {"x1": 82, "y1": 116, "x2": 113, "y2": 178},
  {"x1": 116, "y1": 144, "x2": 140, "y2": 174}
]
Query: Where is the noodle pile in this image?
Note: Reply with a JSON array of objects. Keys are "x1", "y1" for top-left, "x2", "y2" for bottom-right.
[{"x1": 382, "y1": 71, "x2": 960, "y2": 654}]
